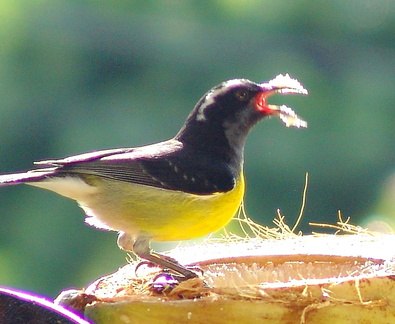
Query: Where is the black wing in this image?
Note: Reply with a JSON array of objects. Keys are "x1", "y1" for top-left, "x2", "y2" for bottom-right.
[{"x1": 54, "y1": 142, "x2": 236, "y2": 195}]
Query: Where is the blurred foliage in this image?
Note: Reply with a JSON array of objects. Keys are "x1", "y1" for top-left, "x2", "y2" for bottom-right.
[{"x1": 0, "y1": 0, "x2": 394, "y2": 297}]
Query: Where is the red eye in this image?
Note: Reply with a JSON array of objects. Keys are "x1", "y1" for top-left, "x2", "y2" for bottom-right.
[{"x1": 235, "y1": 90, "x2": 249, "y2": 101}]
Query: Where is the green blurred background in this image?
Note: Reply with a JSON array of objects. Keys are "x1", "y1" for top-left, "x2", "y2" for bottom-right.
[{"x1": 0, "y1": 0, "x2": 394, "y2": 298}]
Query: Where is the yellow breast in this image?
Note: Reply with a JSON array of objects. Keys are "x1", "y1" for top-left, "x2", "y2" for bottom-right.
[{"x1": 79, "y1": 175, "x2": 245, "y2": 241}]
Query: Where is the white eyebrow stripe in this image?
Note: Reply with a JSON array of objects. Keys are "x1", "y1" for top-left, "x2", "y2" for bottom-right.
[
  {"x1": 196, "y1": 91, "x2": 217, "y2": 121},
  {"x1": 195, "y1": 79, "x2": 245, "y2": 122},
  {"x1": 222, "y1": 79, "x2": 246, "y2": 88}
]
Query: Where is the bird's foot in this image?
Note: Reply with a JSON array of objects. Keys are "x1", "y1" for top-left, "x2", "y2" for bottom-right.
[
  {"x1": 135, "y1": 260, "x2": 204, "y2": 293},
  {"x1": 149, "y1": 270, "x2": 209, "y2": 295},
  {"x1": 135, "y1": 257, "x2": 202, "y2": 276},
  {"x1": 150, "y1": 272, "x2": 186, "y2": 293}
]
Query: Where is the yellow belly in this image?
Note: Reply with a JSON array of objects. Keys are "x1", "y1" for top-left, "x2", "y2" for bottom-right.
[{"x1": 79, "y1": 175, "x2": 245, "y2": 241}]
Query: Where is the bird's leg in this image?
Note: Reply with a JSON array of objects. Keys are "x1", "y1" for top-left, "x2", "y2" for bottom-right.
[
  {"x1": 133, "y1": 236, "x2": 199, "y2": 280},
  {"x1": 117, "y1": 232, "x2": 198, "y2": 280}
]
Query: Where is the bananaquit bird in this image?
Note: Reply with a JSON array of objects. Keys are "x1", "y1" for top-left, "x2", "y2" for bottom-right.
[{"x1": 0, "y1": 74, "x2": 307, "y2": 279}]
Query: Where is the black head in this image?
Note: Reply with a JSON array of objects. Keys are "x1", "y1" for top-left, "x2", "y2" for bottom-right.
[
  {"x1": 175, "y1": 76, "x2": 307, "y2": 163},
  {"x1": 193, "y1": 79, "x2": 264, "y2": 126}
]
